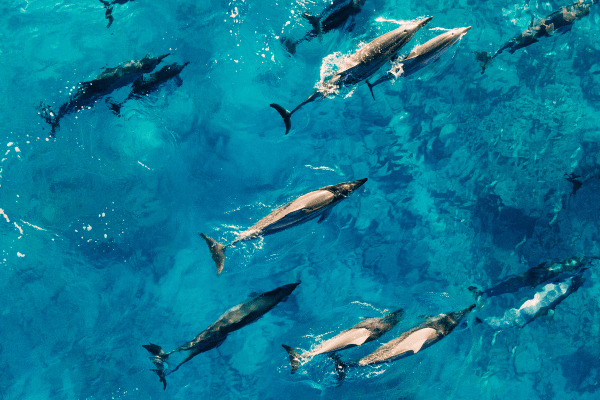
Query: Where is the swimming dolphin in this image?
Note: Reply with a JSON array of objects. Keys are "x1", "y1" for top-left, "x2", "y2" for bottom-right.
[
  {"x1": 143, "y1": 282, "x2": 300, "y2": 389},
  {"x1": 40, "y1": 53, "x2": 169, "y2": 134},
  {"x1": 482, "y1": 273, "x2": 586, "y2": 329},
  {"x1": 200, "y1": 178, "x2": 368, "y2": 274},
  {"x1": 107, "y1": 62, "x2": 190, "y2": 116},
  {"x1": 282, "y1": 309, "x2": 403, "y2": 373},
  {"x1": 468, "y1": 256, "x2": 597, "y2": 299},
  {"x1": 356, "y1": 305, "x2": 475, "y2": 366},
  {"x1": 366, "y1": 26, "x2": 471, "y2": 99},
  {"x1": 475, "y1": 0, "x2": 595, "y2": 74},
  {"x1": 281, "y1": 0, "x2": 367, "y2": 55},
  {"x1": 271, "y1": 17, "x2": 432, "y2": 134}
]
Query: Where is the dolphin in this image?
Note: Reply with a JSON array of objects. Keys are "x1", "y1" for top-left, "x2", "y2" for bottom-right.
[
  {"x1": 40, "y1": 53, "x2": 169, "y2": 134},
  {"x1": 100, "y1": 0, "x2": 135, "y2": 28},
  {"x1": 468, "y1": 256, "x2": 597, "y2": 300},
  {"x1": 356, "y1": 305, "x2": 475, "y2": 366},
  {"x1": 200, "y1": 178, "x2": 367, "y2": 274},
  {"x1": 366, "y1": 26, "x2": 471, "y2": 99},
  {"x1": 271, "y1": 17, "x2": 432, "y2": 134},
  {"x1": 282, "y1": 309, "x2": 403, "y2": 373},
  {"x1": 143, "y1": 282, "x2": 300, "y2": 389},
  {"x1": 281, "y1": 0, "x2": 367, "y2": 55},
  {"x1": 482, "y1": 273, "x2": 586, "y2": 329},
  {"x1": 107, "y1": 61, "x2": 190, "y2": 116},
  {"x1": 475, "y1": 0, "x2": 595, "y2": 74}
]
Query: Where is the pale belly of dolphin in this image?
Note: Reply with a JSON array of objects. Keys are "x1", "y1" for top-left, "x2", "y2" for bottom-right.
[
  {"x1": 301, "y1": 328, "x2": 372, "y2": 358},
  {"x1": 358, "y1": 327, "x2": 438, "y2": 366}
]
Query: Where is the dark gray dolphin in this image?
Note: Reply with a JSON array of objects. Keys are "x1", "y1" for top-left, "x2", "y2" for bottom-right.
[
  {"x1": 271, "y1": 17, "x2": 432, "y2": 134},
  {"x1": 100, "y1": 0, "x2": 135, "y2": 28},
  {"x1": 107, "y1": 62, "x2": 190, "y2": 116},
  {"x1": 281, "y1": 0, "x2": 367, "y2": 55},
  {"x1": 356, "y1": 305, "x2": 475, "y2": 366},
  {"x1": 482, "y1": 272, "x2": 586, "y2": 329},
  {"x1": 475, "y1": 0, "x2": 596, "y2": 74},
  {"x1": 282, "y1": 309, "x2": 403, "y2": 373},
  {"x1": 200, "y1": 178, "x2": 367, "y2": 274},
  {"x1": 40, "y1": 53, "x2": 169, "y2": 134},
  {"x1": 366, "y1": 26, "x2": 471, "y2": 99},
  {"x1": 143, "y1": 282, "x2": 300, "y2": 389},
  {"x1": 468, "y1": 255, "x2": 597, "y2": 299}
]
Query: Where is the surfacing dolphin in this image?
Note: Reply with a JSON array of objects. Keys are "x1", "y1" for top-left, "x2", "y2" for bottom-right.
[
  {"x1": 366, "y1": 26, "x2": 471, "y2": 99},
  {"x1": 356, "y1": 305, "x2": 475, "y2": 366},
  {"x1": 39, "y1": 53, "x2": 169, "y2": 134},
  {"x1": 107, "y1": 62, "x2": 190, "y2": 116},
  {"x1": 200, "y1": 178, "x2": 367, "y2": 274},
  {"x1": 143, "y1": 282, "x2": 300, "y2": 389},
  {"x1": 281, "y1": 0, "x2": 367, "y2": 55},
  {"x1": 282, "y1": 309, "x2": 403, "y2": 373},
  {"x1": 271, "y1": 17, "x2": 432, "y2": 134},
  {"x1": 468, "y1": 255, "x2": 597, "y2": 300},
  {"x1": 475, "y1": 0, "x2": 596, "y2": 74}
]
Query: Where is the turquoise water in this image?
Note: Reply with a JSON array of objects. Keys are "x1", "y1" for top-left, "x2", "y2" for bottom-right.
[{"x1": 2, "y1": 0, "x2": 600, "y2": 398}]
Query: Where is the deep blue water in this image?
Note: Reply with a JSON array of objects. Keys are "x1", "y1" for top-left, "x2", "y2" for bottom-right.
[{"x1": 2, "y1": 0, "x2": 600, "y2": 399}]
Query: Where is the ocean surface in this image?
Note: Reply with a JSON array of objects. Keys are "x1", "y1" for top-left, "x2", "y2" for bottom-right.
[{"x1": 2, "y1": 0, "x2": 600, "y2": 399}]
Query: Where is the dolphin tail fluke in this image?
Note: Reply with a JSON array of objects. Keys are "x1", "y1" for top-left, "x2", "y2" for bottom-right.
[
  {"x1": 467, "y1": 286, "x2": 483, "y2": 300},
  {"x1": 280, "y1": 36, "x2": 298, "y2": 55},
  {"x1": 105, "y1": 97, "x2": 123, "y2": 116},
  {"x1": 302, "y1": 13, "x2": 322, "y2": 40},
  {"x1": 366, "y1": 80, "x2": 376, "y2": 100},
  {"x1": 329, "y1": 353, "x2": 348, "y2": 385},
  {"x1": 199, "y1": 233, "x2": 226, "y2": 274},
  {"x1": 143, "y1": 343, "x2": 169, "y2": 390},
  {"x1": 38, "y1": 103, "x2": 60, "y2": 136},
  {"x1": 473, "y1": 51, "x2": 493, "y2": 75},
  {"x1": 270, "y1": 103, "x2": 292, "y2": 135},
  {"x1": 281, "y1": 345, "x2": 301, "y2": 374}
]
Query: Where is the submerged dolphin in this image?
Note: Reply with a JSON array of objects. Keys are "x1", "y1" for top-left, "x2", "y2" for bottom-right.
[
  {"x1": 356, "y1": 305, "x2": 475, "y2": 366},
  {"x1": 366, "y1": 26, "x2": 471, "y2": 99},
  {"x1": 107, "y1": 62, "x2": 190, "y2": 116},
  {"x1": 468, "y1": 256, "x2": 597, "y2": 299},
  {"x1": 40, "y1": 53, "x2": 169, "y2": 134},
  {"x1": 200, "y1": 178, "x2": 367, "y2": 274},
  {"x1": 143, "y1": 282, "x2": 300, "y2": 389},
  {"x1": 281, "y1": 0, "x2": 367, "y2": 55},
  {"x1": 271, "y1": 17, "x2": 432, "y2": 134},
  {"x1": 483, "y1": 273, "x2": 586, "y2": 329},
  {"x1": 475, "y1": 0, "x2": 595, "y2": 74},
  {"x1": 100, "y1": 0, "x2": 135, "y2": 28},
  {"x1": 282, "y1": 309, "x2": 403, "y2": 373}
]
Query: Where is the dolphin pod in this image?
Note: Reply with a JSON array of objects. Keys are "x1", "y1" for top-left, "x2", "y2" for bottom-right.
[
  {"x1": 40, "y1": 53, "x2": 170, "y2": 134},
  {"x1": 270, "y1": 17, "x2": 432, "y2": 135},
  {"x1": 282, "y1": 309, "x2": 403, "y2": 373},
  {"x1": 200, "y1": 178, "x2": 367, "y2": 274},
  {"x1": 143, "y1": 282, "x2": 300, "y2": 389},
  {"x1": 475, "y1": 0, "x2": 596, "y2": 74},
  {"x1": 281, "y1": 0, "x2": 367, "y2": 55},
  {"x1": 367, "y1": 26, "x2": 471, "y2": 99}
]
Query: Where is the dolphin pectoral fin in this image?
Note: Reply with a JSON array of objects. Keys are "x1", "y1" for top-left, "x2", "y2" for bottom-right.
[
  {"x1": 282, "y1": 345, "x2": 301, "y2": 374},
  {"x1": 270, "y1": 103, "x2": 292, "y2": 135},
  {"x1": 366, "y1": 80, "x2": 376, "y2": 100},
  {"x1": 199, "y1": 233, "x2": 226, "y2": 274},
  {"x1": 317, "y1": 208, "x2": 332, "y2": 224}
]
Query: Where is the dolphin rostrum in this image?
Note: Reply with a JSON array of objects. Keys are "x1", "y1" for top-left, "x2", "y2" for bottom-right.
[
  {"x1": 356, "y1": 305, "x2": 475, "y2": 366},
  {"x1": 271, "y1": 17, "x2": 432, "y2": 134},
  {"x1": 281, "y1": 0, "x2": 367, "y2": 55},
  {"x1": 282, "y1": 309, "x2": 403, "y2": 373},
  {"x1": 40, "y1": 53, "x2": 169, "y2": 134},
  {"x1": 475, "y1": 0, "x2": 596, "y2": 74},
  {"x1": 107, "y1": 61, "x2": 190, "y2": 116},
  {"x1": 143, "y1": 282, "x2": 300, "y2": 389},
  {"x1": 366, "y1": 26, "x2": 471, "y2": 99},
  {"x1": 200, "y1": 178, "x2": 367, "y2": 274}
]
